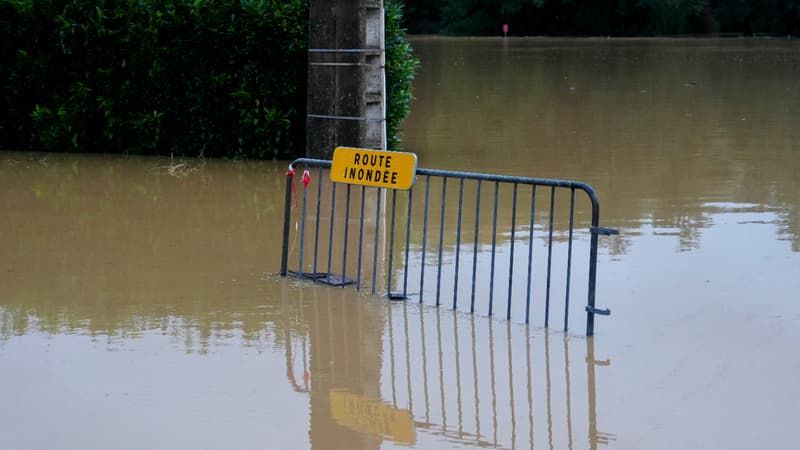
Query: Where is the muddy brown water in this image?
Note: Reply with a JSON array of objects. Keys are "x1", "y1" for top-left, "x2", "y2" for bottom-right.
[{"x1": 2, "y1": 38, "x2": 799, "y2": 449}]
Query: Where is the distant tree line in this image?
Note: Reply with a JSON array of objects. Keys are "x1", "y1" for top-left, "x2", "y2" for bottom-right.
[{"x1": 404, "y1": 0, "x2": 800, "y2": 36}]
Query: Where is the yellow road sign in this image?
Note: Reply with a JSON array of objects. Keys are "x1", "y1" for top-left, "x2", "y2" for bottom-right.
[
  {"x1": 329, "y1": 389, "x2": 416, "y2": 445},
  {"x1": 330, "y1": 147, "x2": 417, "y2": 190}
]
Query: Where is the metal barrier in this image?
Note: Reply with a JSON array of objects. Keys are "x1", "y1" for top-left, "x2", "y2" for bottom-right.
[{"x1": 280, "y1": 158, "x2": 616, "y2": 336}]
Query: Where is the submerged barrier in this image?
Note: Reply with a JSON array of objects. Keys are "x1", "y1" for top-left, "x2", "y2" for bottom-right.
[{"x1": 280, "y1": 152, "x2": 616, "y2": 336}]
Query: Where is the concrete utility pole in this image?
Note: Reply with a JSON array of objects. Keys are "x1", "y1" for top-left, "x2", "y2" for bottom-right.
[
  {"x1": 307, "y1": 0, "x2": 386, "y2": 159},
  {"x1": 306, "y1": 8, "x2": 387, "y2": 448}
]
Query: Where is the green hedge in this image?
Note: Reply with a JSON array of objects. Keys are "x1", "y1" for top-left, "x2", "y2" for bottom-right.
[
  {"x1": 0, "y1": 0, "x2": 416, "y2": 158},
  {"x1": 385, "y1": 0, "x2": 417, "y2": 150}
]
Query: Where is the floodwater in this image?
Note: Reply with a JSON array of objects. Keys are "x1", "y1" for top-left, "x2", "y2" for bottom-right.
[{"x1": 2, "y1": 38, "x2": 800, "y2": 449}]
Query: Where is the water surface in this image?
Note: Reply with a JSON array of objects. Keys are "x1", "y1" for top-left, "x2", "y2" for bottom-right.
[{"x1": 2, "y1": 38, "x2": 800, "y2": 449}]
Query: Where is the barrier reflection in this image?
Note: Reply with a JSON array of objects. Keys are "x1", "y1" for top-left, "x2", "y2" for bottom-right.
[
  {"x1": 282, "y1": 282, "x2": 615, "y2": 449},
  {"x1": 382, "y1": 302, "x2": 616, "y2": 449},
  {"x1": 282, "y1": 281, "x2": 390, "y2": 450}
]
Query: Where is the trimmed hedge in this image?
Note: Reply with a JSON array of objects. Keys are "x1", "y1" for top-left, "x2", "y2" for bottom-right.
[
  {"x1": 0, "y1": 0, "x2": 416, "y2": 158},
  {"x1": 385, "y1": 0, "x2": 417, "y2": 150}
]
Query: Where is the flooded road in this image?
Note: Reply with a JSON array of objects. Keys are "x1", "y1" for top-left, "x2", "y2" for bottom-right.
[{"x1": 2, "y1": 38, "x2": 800, "y2": 449}]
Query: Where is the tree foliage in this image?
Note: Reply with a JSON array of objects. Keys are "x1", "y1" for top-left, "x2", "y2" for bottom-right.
[
  {"x1": 403, "y1": 0, "x2": 800, "y2": 36},
  {"x1": 0, "y1": 0, "x2": 417, "y2": 158}
]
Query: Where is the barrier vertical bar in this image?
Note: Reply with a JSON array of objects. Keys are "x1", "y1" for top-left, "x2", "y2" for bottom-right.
[
  {"x1": 507, "y1": 183, "x2": 518, "y2": 320},
  {"x1": 403, "y1": 189, "x2": 413, "y2": 297},
  {"x1": 544, "y1": 187, "x2": 555, "y2": 327},
  {"x1": 489, "y1": 182, "x2": 499, "y2": 316},
  {"x1": 420, "y1": 176, "x2": 431, "y2": 303},
  {"x1": 341, "y1": 184, "x2": 351, "y2": 285},
  {"x1": 564, "y1": 188, "x2": 576, "y2": 330},
  {"x1": 280, "y1": 170, "x2": 293, "y2": 276},
  {"x1": 470, "y1": 180, "x2": 482, "y2": 313},
  {"x1": 326, "y1": 183, "x2": 337, "y2": 282},
  {"x1": 586, "y1": 199, "x2": 601, "y2": 336},
  {"x1": 525, "y1": 185, "x2": 537, "y2": 323},
  {"x1": 356, "y1": 186, "x2": 366, "y2": 289},
  {"x1": 435, "y1": 178, "x2": 447, "y2": 306},
  {"x1": 453, "y1": 179, "x2": 464, "y2": 309},
  {"x1": 371, "y1": 188, "x2": 383, "y2": 294},
  {"x1": 313, "y1": 166, "x2": 323, "y2": 274},
  {"x1": 387, "y1": 189, "x2": 398, "y2": 294},
  {"x1": 298, "y1": 179, "x2": 309, "y2": 276}
]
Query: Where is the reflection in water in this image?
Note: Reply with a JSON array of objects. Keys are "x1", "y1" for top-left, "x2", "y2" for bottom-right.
[
  {"x1": 383, "y1": 305, "x2": 614, "y2": 449},
  {"x1": 279, "y1": 282, "x2": 614, "y2": 449}
]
